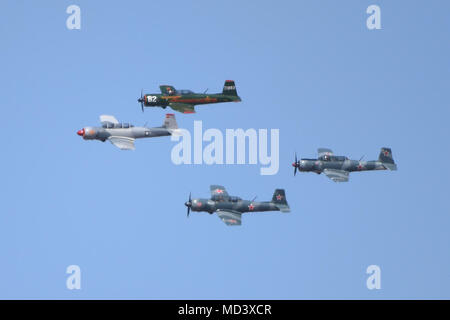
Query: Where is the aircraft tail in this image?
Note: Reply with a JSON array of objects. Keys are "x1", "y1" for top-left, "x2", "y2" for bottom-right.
[
  {"x1": 163, "y1": 114, "x2": 179, "y2": 134},
  {"x1": 222, "y1": 80, "x2": 238, "y2": 96},
  {"x1": 271, "y1": 189, "x2": 290, "y2": 213},
  {"x1": 378, "y1": 147, "x2": 397, "y2": 171}
]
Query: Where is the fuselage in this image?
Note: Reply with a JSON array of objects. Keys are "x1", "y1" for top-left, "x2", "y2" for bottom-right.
[
  {"x1": 77, "y1": 125, "x2": 170, "y2": 141},
  {"x1": 297, "y1": 158, "x2": 386, "y2": 173},
  {"x1": 189, "y1": 198, "x2": 280, "y2": 214}
]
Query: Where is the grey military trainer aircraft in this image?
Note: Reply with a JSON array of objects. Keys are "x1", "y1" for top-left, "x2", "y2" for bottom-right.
[
  {"x1": 184, "y1": 185, "x2": 290, "y2": 226},
  {"x1": 292, "y1": 147, "x2": 397, "y2": 182},
  {"x1": 77, "y1": 114, "x2": 180, "y2": 150}
]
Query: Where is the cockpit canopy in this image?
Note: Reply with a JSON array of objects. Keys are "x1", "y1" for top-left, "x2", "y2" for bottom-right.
[
  {"x1": 176, "y1": 89, "x2": 194, "y2": 95},
  {"x1": 102, "y1": 123, "x2": 134, "y2": 129},
  {"x1": 211, "y1": 195, "x2": 241, "y2": 202},
  {"x1": 319, "y1": 155, "x2": 348, "y2": 161},
  {"x1": 229, "y1": 196, "x2": 242, "y2": 202}
]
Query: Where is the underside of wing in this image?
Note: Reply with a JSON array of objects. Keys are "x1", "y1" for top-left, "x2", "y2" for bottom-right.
[
  {"x1": 100, "y1": 115, "x2": 119, "y2": 125},
  {"x1": 216, "y1": 209, "x2": 242, "y2": 226},
  {"x1": 323, "y1": 168, "x2": 349, "y2": 182},
  {"x1": 108, "y1": 136, "x2": 135, "y2": 150},
  {"x1": 210, "y1": 185, "x2": 229, "y2": 198},
  {"x1": 318, "y1": 148, "x2": 334, "y2": 158},
  {"x1": 169, "y1": 102, "x2": 196, "y2": 114}
]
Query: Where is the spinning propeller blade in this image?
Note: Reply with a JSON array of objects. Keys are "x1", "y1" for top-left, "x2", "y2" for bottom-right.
[
  {"x1": 137, "y1": 89, "x2": 144, "y2": 112},
  {"x1": 185, "y1": 192, "x2": 192, "y2": 217},
  {"x1": 293, "y1": 152, "x2": 298, "y2": 176}
]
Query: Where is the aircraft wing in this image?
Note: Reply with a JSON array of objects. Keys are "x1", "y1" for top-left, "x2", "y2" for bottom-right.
[
  {"x1": 108, "y1": 136, "x2": 135, "y2": 150},
  {"x1": 323, "y1": 168, "x2": 349, "y2": 182},
  {"x1": 216, "y1": 209, "x2": 242, "y2": 226},
  {"x1": 318, "y1": 148, "x2": 334, "y2": 158},
  {"x1": 169, "y1": 102, "x2": 196, "y2": 114},
  {"x1": 100, "y1": 115, "x2": 119, "y2": 125},
  {"x1": 210, "y1": 185, "x2": 229, "y2": 197}
]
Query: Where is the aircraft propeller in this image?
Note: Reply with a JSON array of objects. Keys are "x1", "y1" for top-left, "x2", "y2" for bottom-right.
[
  {"x1": 137, "y1": 89, "x2": 145, "y2": 112},
  {"x1": 292, "y1": 152, "x2": 299, "y2": 176},
  {"x1": 185, "y1": 192, "x2": 192, "y2": 217}
]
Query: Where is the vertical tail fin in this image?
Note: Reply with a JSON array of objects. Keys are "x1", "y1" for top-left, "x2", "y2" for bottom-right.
[
  {"x1": 222, "y1": 80, "x2": 238, "y2": 96},
  {"x1": 271, "y1": 189, "x2": 290, "y2": 212},
  {"x1": 163, "y1": 113, "x2": 178, "y2": 130},
  {"x1": 378, "y1": 147, "x2": 397, "y2": 170}
]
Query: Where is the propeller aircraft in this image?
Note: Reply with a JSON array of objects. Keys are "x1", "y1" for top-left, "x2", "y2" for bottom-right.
[
  {"x1": 184, "y1": 185, "x2": 290, "y2": 226},
  {"x1": 77, "y1": 114, "x2": 179, "y2": 150},
  {"x1": 292, "y1": 147, "x2": 397, "y2": 182},
  {"x1": 137, "y1": 80, "x2": 241, "y2": 114}
]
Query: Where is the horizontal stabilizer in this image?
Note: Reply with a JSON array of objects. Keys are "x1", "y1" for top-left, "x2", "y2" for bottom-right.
[
  {"x1": 275, "y1": 204, "x2": 290, "y2": 213},
  {"x1": 383, "y1": 163, "x2": 397, "y2": 171}
]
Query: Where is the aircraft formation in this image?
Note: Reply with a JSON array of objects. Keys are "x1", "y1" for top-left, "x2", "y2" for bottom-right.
[{"x1": 77, "y1": 80, "x2": 397, "y2": 226}]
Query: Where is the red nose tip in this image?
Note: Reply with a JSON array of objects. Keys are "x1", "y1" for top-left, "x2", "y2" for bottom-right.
[
  {"x1": 77, "y1": 129, "x2": 85, "y2": 136},
  {"x1": 292, "y1": 162, "x2": 297, "y2": 167}
]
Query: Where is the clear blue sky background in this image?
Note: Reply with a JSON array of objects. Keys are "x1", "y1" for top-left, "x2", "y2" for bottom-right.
[{"x1": 1, "y1": 0, "x2": 449, "y2": 299}]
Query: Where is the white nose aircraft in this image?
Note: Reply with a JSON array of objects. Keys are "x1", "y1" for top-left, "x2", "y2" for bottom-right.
[{"x1": 77, "y1": 114, "x2": 180, "y2": 150}]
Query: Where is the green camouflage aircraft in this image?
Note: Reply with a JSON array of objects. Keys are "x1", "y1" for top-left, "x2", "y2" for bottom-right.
[{"x1": 137, "y1": 80, "x2": 241, "y2": 114}]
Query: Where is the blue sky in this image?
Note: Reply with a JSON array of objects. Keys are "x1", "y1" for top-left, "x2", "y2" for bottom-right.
[{"x1": 1, "y1": 0, "x2": 449, "y2": 299}]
